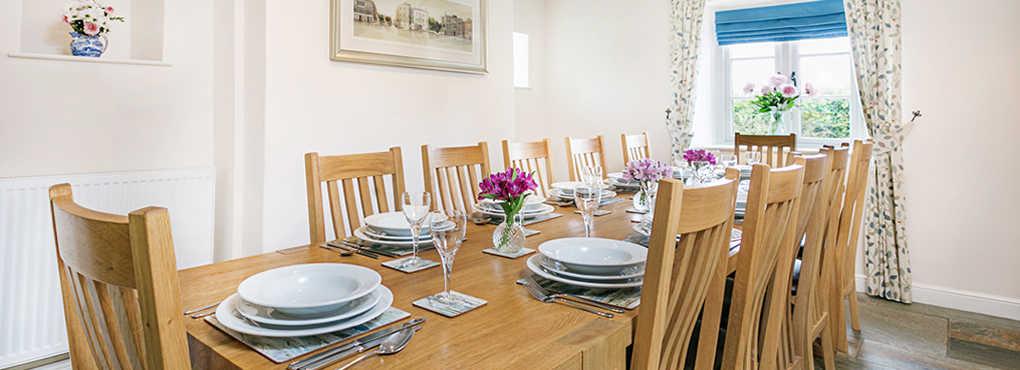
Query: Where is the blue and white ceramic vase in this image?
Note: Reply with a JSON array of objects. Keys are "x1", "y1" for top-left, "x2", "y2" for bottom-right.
[{"x1": 69, "y1": 32, "x2": 107, "y2": 57}]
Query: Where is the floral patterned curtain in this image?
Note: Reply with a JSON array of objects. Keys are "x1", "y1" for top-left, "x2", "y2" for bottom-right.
[
  {"x1": 666, "y1": 0, "x2": 707, "y2": 164},
  {"x1": 844, "y1": 0, "x2": 912, "y2": 303}
]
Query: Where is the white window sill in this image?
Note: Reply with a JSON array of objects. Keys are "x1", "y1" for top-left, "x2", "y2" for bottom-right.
[{"x1": 8, "y1": 52, "x2": 172, "y2": 67}]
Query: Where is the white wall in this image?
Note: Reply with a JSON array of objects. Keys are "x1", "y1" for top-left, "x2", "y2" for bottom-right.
[
  {"x1": 515, "y1": 0, "x2": 673, "y2": 182},
  {"x1": 513, "y1": 0, "x2": 546, "y2": 148},
  {"x1": 256, "y1": 0, "x2": 515, "y2": 252},
  {"x1": 896, "y1": 0, "x2": 1020, "y2": 318},
  {"x1": 0, "y1": 0, "x2": 214, "y2": 178}
]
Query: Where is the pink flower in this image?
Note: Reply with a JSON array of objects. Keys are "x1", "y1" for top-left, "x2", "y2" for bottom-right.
[
  {"x1": 760, "y1": 84, "x2": 775, "y2": 95},
  {"x1": 83, "y1": 22, "x2": 100, "y2": 35},
  {"x1": 780, "y1": 84, "x2": 798, "y2": 98},
  {"x1": 803, "y1": 82, "x2": 818, "y2": 98},
  {"x1": 742, "y1": 82, "x2": 756, "y2": 95},
  {"x1": 105, "y1": 6, "x2": 115, "y2": 16},
  {"x1": 768, "y1": 74, "x2": 788, "y2": 86},
  {"x1": 61, "y1": 15, "x2": 70, "y2": 23}
]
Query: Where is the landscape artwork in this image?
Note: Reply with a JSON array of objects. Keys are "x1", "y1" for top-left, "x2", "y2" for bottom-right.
[{"x1": 332, "y1": 0, "x2": 487, "y2": 74}]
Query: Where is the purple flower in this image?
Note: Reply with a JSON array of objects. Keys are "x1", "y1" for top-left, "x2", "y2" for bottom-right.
[
  {"x1": 622, "y1": 159, "x2": 673, "y2": 184},
  {"x1": 478, "y1": 168, "x2": 538, "y2": 217},
  {"x1": 768, "y1": 74, "x2": 788, "y2": 86},
  {"x1": 780, "y1": 84, "x2": 798, "y2": 98},
  {"x1": 742, "y1": 82, "x2": 756, "y2": 95},
  {"x1": 683, "y1": 149, "x2": 717, "y2": 166}
]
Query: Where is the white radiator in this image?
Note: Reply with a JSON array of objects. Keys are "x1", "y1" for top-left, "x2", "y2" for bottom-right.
[{"x1": 0, "y1": 168, "x2": 216, "y2": 369}]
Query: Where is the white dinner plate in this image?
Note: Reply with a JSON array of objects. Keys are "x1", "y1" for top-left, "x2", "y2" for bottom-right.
[
  {"x1": 237, "y1": 263, "x2": 381, "y2": 317},
  {"x1": 537, "y1": 255, "x2": 645, "y2": 280},
  {"x1": 237, "y1": 285, "x2": 383, "y2": 326},
  {"x1": 550, "y1": 181, "x2": 609, "y2": 194},
  {"x1": 472, "y1": 203, "x2": 554, "y2": 218},
  {"x1": 633, "y1": 223, "x2": 651, "y2": 237},
  {"x1": 549, "y1": 188, "x2": 616, "y2": 200},
  {"x1": 526, "y1": 255, "x2": 643, "y2": 289},
  {"x1": 354, "y1": 226, "x2": 434, "y2": 247},
  {"x1": 217, "y1": 286, "x2": 393, "y2": 337},
  {"x1": 538, "y1": 237, "x2": 647, "y2": 275},
  {"x1": 478, "y1": 195, "x2": 546, "y2": 212},
  {"x1": 363, "y1": 212, "x2": 430, "y2": 237},
  {"x1": 361, "y1": 226, "x2": 433, "y2": 242}
]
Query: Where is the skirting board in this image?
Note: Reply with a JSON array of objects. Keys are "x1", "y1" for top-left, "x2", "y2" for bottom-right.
[{"x1": 855, "y1": 274, "x2": 1020, "y2": 321}]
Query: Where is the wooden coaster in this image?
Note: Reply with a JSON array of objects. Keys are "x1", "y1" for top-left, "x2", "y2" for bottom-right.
[
  {"x1": 413, "y1": 291, "x2": 487, "y2": 318},
  {"x1": 482, "y1": 247, "x2": 536, "y2": 259}
]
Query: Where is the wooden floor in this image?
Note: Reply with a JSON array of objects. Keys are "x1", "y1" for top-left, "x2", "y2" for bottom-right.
[{"x1": 815, "y1": 293, "x2": 1020, "y2": 369}]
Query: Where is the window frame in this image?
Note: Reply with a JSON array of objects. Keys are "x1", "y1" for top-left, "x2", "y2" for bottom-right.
[{"x1": 714, "y1": 37, "x2": 867, "y2": 148}]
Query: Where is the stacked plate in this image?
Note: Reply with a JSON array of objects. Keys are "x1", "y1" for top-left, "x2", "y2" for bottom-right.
[
  {"x1": 526, "y1": 238, "x2": 647, "y2": 289},
  {"x1": 473, "y1": 195, "x2": 554, "y2": 219},
  {"x1": 735, "y1": 179, "x2": 749, "y2": 217},
  {"x1": 604, "y1": 172, "x2": 641, "y2": 191},
  {"x1": 353, "y1": 212, "x2": 434, "y2": 247},
  {"x1": 548, "y1": 181, "x2": 616, "y2": 200},
  {"x1": 218, "y1": 263, "x2": 393, "y2": 337},
  {"x1": 633, "y1": 213, "x2": 743, "y2": 248}
]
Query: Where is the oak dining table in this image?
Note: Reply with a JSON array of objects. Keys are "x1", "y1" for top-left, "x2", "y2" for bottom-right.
[{"x1": 181, "y1": 194, "x2": 741, "y2": 370}]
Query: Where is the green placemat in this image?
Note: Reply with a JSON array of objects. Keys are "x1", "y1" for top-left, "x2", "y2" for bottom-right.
[
  {"x1": 516, "y1": 276, "x2": 641, "y2": 310},
  {"x1": 205, "y1": 307, "x2": 410, "y2": 364}
]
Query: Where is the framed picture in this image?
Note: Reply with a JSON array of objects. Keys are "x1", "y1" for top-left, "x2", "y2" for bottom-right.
[{"x1": 331, "y1": 0, "x2": 487, "y2": 74}]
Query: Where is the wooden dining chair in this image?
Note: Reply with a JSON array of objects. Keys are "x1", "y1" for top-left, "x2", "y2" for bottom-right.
[
  {"x1": 503, "y1": 139, "x2": 557, "y2": 199},
  {"x1": 305, "y1": 147, "x2": 406, "y2": 244},
  {"x1": 775, "y1": 153, "x2": 835, "y2": 370},
  {"x1": 422, "y1": 142, "x2": 492, "y2": 213},
  {"x1": 621, "y1": 132, "x2": 651, "y2": 164},
  {"x1": 721, "y1": 160, "x2": 805, "y2": 370},
  {"x1": 49, "y1": 184, "x2": 189, "y2": 370},
  {"x1": 828, "y1": 139, "x2": 874, "y2": 352},
  {"x1": 631, "y1": 170, "x2": 740, "y2": 370},
  {"x1": 735, "y1": 133, "x2": 797, "y2": 168},
  {"x1": 565, "y1": 135, "x2": 608, "y2": 181}
]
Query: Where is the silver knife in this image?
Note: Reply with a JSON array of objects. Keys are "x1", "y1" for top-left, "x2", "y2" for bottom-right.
[
  {"x1": 287, "y1": 318, "x2": 425, "y2": 370},
  {"x1": 301, "y1": 326, "x2": 422, "y2": 370}
]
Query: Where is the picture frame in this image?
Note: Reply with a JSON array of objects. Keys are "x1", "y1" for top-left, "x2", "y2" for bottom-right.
[{"x1": 331, "y1": 0, "x2": 488, "y2": 74}]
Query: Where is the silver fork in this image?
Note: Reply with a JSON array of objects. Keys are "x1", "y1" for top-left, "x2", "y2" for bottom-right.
[
  {"x1": 521, "y1": 279, "x2": 613, "y2": 318},
  {"x1": 523, "y1": 276, "x2": 624, "y2": 313}
]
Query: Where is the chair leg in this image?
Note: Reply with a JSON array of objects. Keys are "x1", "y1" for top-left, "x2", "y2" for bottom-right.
[
  {"x1": 848, "y1": 290, "x2": 861, "y2": 331},
  {"x1": 834, "y1": 293, "x2": 848, "y2": 352},
  {"x1": 820, "y1": 324, "x2": 835, "y2": 370},
  {"x1": 802, "y1": 331, "x2": 815, "y2": 370}
]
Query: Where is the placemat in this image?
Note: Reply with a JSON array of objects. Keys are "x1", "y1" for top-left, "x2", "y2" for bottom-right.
[
  {"x1": 516, "y1": 275, "x2": 641, "y2": 310},
  {"x1": 341, "y1": 236, "x2": 434, "y2": 258},
  {"x1": 482, "y1": 247, "x2": 536, "y2": 259},
  {"x1": 382, "y1": 257, "x2": 440, "y2": 273},
  {"x1": 412, "y1": 291, "x2": 487, "y2": 318},
  {"x1": 204, "y1": 307, "x2": 410, "y2": 364}
]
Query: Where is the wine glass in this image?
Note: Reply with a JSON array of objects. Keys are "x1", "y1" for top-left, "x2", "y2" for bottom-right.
[
  {"x1": 401, "y1": 191, "x2": 434, "y2": 268},
  {"x1": 721, "y1": 155, "x2": 738, "y2": 168},
  {"x1": 574, "y1": 185, "x2": 601, "y2": 238},
  {"x1": 745, "y1": 151, "x2": 762, "y2": 166},
  {"x1": 581, "y1": 165, "x2": 602, "y2": 187},
  {"x1": 429, "y1": 210, "x2": 466, "y2": 307}
]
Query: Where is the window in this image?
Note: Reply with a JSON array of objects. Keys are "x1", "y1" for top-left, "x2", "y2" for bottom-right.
[
  {"x1": 718, "y1": 36, "x2": 866, "y2": 145},
  {"x1": 513, "y1": 32, "x2": 529, "y2": 89}
]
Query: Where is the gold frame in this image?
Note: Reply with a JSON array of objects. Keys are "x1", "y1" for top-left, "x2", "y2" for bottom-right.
[{"x1": 330, "y1": 0, "x2": 488, "y2": 74}]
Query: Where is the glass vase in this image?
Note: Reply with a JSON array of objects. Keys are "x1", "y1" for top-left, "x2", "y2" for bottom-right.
[
  {"x1": 691, "y1": 161, "x2": 710, "y2": 185},
  {"x1": 769, "y1": 108, "x2": 790, "y2": 135},
  {"x1": 492, "y1": 213, "x2": 525, "y2": 254},
  {"x1": 632, "y1": 181, "x2": 652, "y2": 212},
  {"x1": 69, "y1": 32, "x2": 107, "y2": 57}
]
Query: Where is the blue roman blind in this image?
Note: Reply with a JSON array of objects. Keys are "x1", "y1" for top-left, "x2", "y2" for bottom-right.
[{"x1": 716, "y1": 0, "x2": 848, "y2": 46}]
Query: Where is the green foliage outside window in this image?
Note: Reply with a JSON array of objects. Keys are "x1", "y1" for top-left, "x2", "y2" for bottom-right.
[{"x1": 733, "y1": 98, "x2": 851, "y2": 139}]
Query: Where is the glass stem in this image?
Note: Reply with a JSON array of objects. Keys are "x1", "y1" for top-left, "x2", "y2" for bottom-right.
[
  {"x1": 442, "y1": 254, "x2": 454, "y2": 298},
  {"x1": 410, "y1": 224, "x2": 421, "y2": 260},
  {"x1": 582, "y1": 213, "x2": 592, "y2": 237}
]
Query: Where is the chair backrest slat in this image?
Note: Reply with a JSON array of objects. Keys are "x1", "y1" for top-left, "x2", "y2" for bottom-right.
[
  {"x1": 735, "y1": 133, "x2": 797, "y2": 168},
  {"x1": 622, "y1": 132, "x2": 652, "y2": 164},
  {"x1": 835, "y1": 140, "x2": 874, "y2": 298},
  {"x1": 504, "y1": 139, "x2": 558, "y2": 199},
  {"x1": 565, "y1": 136, "x2": 608, "y2": 182},
  {"x1": 631, "y1": 169, "x2": 741, "y2": 370},
  {"x1": 305, "y1": 147, "x2": 407, "y2": 244},
  {"x1": 50, "y1": 184, "x2": 189, "y2": 370},
  {"x1": 423, "y1": 142, "x2": 491, "y2": 212}
]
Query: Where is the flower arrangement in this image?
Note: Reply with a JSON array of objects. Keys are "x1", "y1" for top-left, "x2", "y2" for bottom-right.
[
  {"x1": 621, "y1": 159, "x2": 673, "y2": 185},
  {"x1": 683, "y1": 149, "x2": 717, "y2": 167},
  {"x1": 742, "y1": 74, "x2": 818, "y2": 134},
  {"x1": 62, "y1": 0, "x2": 124, "y2": 37},
  {"x1": 478, "y1": 168, "x2": 538, "y2": 220}
]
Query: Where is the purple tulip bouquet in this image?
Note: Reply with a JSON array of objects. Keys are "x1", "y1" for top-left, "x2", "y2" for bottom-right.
[{"x1": 622, "y1": 159, "x2": 673, "y2": 212}]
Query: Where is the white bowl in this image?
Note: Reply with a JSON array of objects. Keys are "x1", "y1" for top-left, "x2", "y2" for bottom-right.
[
  {"x1": 237, "y1": 263, "x2": 382, "y2": 317},
  {"x1": 363, "y1": 212, "x2": 430, "y2": 237},
  {"x1": 550, "y1": 181, "x2": 608, "y2": 194},
  {"x1": 537, "y1": 238, "x2": 648, "y2": 275}
]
